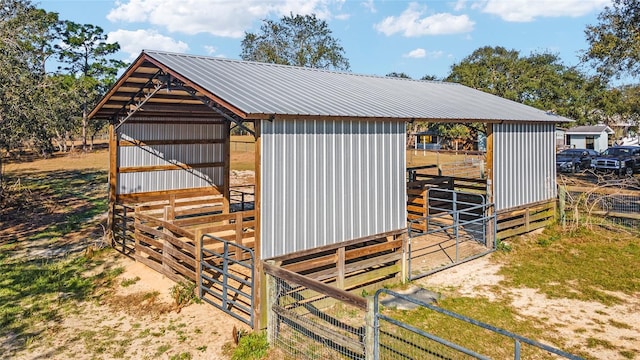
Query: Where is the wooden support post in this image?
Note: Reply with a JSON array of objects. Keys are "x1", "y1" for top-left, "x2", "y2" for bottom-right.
[
  {"x1": 235, "y1": 212, "x2": 243, "y2": 260},
  {"x1": 194, "y1": 229, "x2": 203, "y2": 299},
  {"x1": 336, "y1": 247, "x2": 345, "y2": 290},
  {"x1": 265, "y1": 260, "x2": 278, "y2": 345},
  {"x1": 162, "y1": 206, "x2": 174, "y2": 275},
  {"x1": 558, "y1": 186, "x2": 566, "y2": 227},
  {"x1": 254, "y1": 120, "x2": 265, "y2": 330},
  {"x1": 108, "y1": 124, "x2": 118, "y2": 245},
  {"x1": 525, "y1": 208, "x2": 530, "y2": 232},
  {"x1": 400, "y1": 233, "x2": 408, "y2": 283},
  {"x1": 365, "y1": 296, "x2": 375, "y2": 360},
  {"x1": 168, "y1": 195, "x2": 176, "y2": 220},
  {"x1": 223, "y1": 120, "x2": 231, "y2": 215}
]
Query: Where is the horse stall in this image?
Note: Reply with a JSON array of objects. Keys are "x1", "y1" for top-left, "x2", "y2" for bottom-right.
[{"x1": 90, "y1": 50, "x2": 569, "y2": 332}]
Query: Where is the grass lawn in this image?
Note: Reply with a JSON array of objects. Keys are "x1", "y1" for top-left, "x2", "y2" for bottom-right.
[{"x1": 2, "y1": 142, "x2": 638, "y2": 359}]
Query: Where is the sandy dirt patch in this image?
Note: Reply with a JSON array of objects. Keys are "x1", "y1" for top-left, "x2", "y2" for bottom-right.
[{"x1": 418, "y1": 254, "x2": 640, "y2": 359}]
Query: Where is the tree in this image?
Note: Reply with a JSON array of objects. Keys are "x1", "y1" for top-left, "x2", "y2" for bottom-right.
[
  {"x1": 584, "y1": 0, "x2": 640, "y2": 80},
  {"x1": 241, "y1": 13, "x2": 350, "y2": 71},
  {"x1": 446, "y1": 46, "x2": 599, "y2": 124},
  {"x1": 420, "y1": 74, "x2": 440, "y2": 81},
  {"x1": 56, "y1": 22, "x2": 125, "y2": 151},
  {"x1": 386, "y1": 72, "x2": 411, "y2": 78}
]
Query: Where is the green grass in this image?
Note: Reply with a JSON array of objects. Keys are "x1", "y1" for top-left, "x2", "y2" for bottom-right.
[
  {"x1": 0, "y1": 249, "x2": 123, "y2": 356},
  {"x1": 231, "y1": 331, "x2": 269, "y2": 360},
  {"x1": 391, "y1": 223, "x2": 640, "y2": 359},
  {"x1": 495, "y1": 225, "x2": 640, "y2": 305},
  {"x1": 382, "y1": 296, "x2": 553, "y2": 359}
]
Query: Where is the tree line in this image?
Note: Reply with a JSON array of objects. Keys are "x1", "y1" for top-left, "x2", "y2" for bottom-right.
[{"x1": 1, "y1": 0, "x2": 639, "y2": 160}]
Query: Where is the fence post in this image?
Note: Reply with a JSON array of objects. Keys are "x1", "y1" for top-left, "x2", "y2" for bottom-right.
[
  {"x1": 195, "y1": 229, "x2": 203, "y2": 299},
  {"x1": 235, "y1": 212, "x2": 243, "y2": 260},
  {"x1": 265, "y1": 261, "x2": 278, "y2": 345},
  {"x1": 162, "y1": 206, "x2": 174, "y2": 275},
  {"x1": 365, "y1": 296, "x2": 376, "y2": 360},
  {"x1": 336, "y1": 247, "x2": 345, "y2": 290},
  {"x1": 558, "y1": 186, "x2": 566, "y2": 227}
]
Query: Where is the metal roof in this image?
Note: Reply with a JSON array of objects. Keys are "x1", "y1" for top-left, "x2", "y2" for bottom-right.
[
  {"x1": 90, "y1": 50, "x2": 573, "y2": 123},
  {"x1": 566, "y1": 125, "x2": 614, "y2": 135}
]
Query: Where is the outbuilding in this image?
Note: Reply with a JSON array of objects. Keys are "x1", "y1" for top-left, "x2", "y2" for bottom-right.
[
  {"x1": 565, "y1": 124, "x2": 614, "y2": 152},
  {"x1": 89, "y1": 50, "x2": 570, "y2": 327}
]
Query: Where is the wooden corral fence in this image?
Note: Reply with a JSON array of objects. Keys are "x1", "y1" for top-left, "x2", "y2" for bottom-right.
[
  {"x1": 133, "y1": 205, "x2": 255, "y2": 284},
  {"x1": 495, "y1": 200, "x2": 556, "y2": 240},
  {"x1": 263, "y1": 229, "x2": 406, "y2": 359},
  {"x1": 111, "y1": 186, "x2": 254, "y2": 257},
  {"x1": 406, "y1": 167, "x2": 558, "y2": 240}
]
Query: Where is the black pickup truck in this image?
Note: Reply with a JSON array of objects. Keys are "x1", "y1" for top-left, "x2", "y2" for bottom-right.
[{"x1": 592, "y1": 146, "x2": 640, "y2": 176}]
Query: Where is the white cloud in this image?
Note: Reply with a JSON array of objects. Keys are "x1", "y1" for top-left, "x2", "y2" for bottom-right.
[
  {"x1": 203, "y1": 45, "x2": 217, "y2": 55},
  {"x1": 107, "y1": 0, "x2": 339, "y2": 38},
  {"x1": 361, "y1": 0, "x2": 376, "y2": 13},
  {"x1": 107, "y1": 29, "x2": 189, "y2": 60},
  {"x1": 335, "y1": 13, "x2": 351, "y2": 20},
  {"x1": 404, "y1": 48, "x2": 426, "y2": 58},
  {"x1": 374, "y1": 2, "x2": 475, "y2": 37},
  {"x1": 403, "y1": 48, "x2": 444, "y2": 59},
  {"x1": 453, "y1": 0, "x2": 467, "y2": 11},
  {"x1": 480, "y1": 0, "x2": 610, "y2": 22}
]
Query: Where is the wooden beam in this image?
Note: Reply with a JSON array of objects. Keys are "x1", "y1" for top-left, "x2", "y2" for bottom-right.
[
  {"x1": 254, "y1": 120, "x2": 264, "y2": 330},
  {"x1": 108, "y1": 124, "x2": 118, "y2": 238},
  {"x1": 119, "y1": 139, "x2": 225, "y2": 146},
  {"x1": 118, "y1": 162, "x2": 224, "y2": 173},
  {"x1": 262, "y1": 262, "x2": 367, "y2": 310}
]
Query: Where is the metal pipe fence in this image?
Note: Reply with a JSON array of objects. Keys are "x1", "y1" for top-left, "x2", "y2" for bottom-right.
[
  {"x1": 373, "y1": 289, "x2": 583, "y2": 360},
  {"x1": 407, "y1": 188, "x2": 496, "y2": 280},
  {"x1": 199, "y1": 234, "x2": 255, "y2": 327}
]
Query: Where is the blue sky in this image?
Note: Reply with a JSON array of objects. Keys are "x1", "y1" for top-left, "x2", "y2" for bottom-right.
[{"x1": 39, "y1": 0, "x2": 611, "y2": 80}]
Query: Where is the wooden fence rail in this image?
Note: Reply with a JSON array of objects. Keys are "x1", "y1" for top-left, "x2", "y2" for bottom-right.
[{"x1": 133, "y1": 205, "x2": 256, "y2": 284}]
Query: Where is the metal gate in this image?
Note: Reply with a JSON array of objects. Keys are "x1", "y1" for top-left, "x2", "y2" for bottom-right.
[
  {"x1": 373, "y1": 288, "x2": 582, "y2": 360},
  {"x1": 199, "y1": 234, "x2": 255, "y2": 327},
  {"x1": 408, "y1": 188, "x2": 496, "y2": 280}
]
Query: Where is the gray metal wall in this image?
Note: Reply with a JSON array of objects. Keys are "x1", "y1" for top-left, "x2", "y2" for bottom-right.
[
  {"x1": 260, "y1": 118, "x2": 406, "y2": 258},
  {"x1": 117, "y1": 119, "x2": 225, "y2": 194},
  {"x1": 493, "y1": 123, "x2": 556, "y2": 211}
]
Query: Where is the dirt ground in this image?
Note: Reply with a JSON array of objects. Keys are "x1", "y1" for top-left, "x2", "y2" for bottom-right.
[
  {"x1": 1, "y1": 148, "x2": 251, "y2": 360},
  {"x1": 3, "y1": 147, "x2": 638, "y2": 359},
  {"x1": 420, "y1": 253, "x2": 640, "y2": 360}
]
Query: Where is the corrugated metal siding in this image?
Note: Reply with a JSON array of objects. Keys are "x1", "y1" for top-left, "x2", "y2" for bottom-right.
[
  {"x1": 493, "y1": 123, "x2": 557, "y2": 211},
  {"x1": 117, "y1": 119, "x2": 225, "y2": 194},
  {"x1": 260, "y1": 119, "x2": 406, "y2": 258},
  {"x1": 142, "y1": 50, "x2": 573, "y2": 123}
]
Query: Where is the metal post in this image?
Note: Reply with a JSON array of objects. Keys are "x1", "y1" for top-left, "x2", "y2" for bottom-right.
[
  {"x1": 266, "y1": 262, "x2": 278, "y2": 345},
  {"x1": 122, "y1": 206, "x2": 127, "y2": 253},
  {"x1": 453, "y1": 191, "x2": 459, "y2": 262},
  {"x1": 514, "y1": 339, "x2": 521, "y2": 359},
  {"x1": 222, "y1": 241, "x2": 229, "y2": 310}
]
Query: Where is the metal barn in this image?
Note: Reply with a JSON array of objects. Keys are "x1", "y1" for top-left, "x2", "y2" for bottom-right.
[{"x1": 89, "y1": 50, "x2": 570, "y2": 328}]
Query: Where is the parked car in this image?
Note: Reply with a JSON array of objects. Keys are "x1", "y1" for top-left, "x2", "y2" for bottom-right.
[
  {"x1": 556, "y1": 148, "x2": 598, "y2": 173},
  {"x1": 592, "y1": 146, "x2": 640, "y2": 176}
]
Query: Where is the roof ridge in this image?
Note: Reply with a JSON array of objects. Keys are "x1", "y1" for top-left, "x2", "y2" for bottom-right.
[{"x1": 142, "y1": 49, "x2": 457, "y2": 86}]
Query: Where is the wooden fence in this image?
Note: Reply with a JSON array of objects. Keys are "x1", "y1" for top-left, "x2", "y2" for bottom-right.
[
  {"x1": 496, "y1": 200, "x2": 556, "y2": 240},
  {"x1": 133, "y1": 208, "x2": 255, "y2": 284}
]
